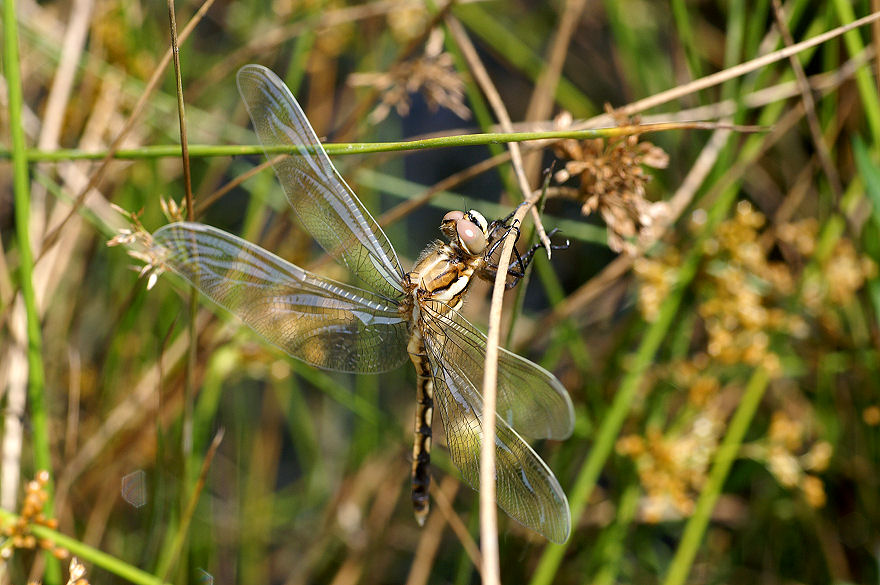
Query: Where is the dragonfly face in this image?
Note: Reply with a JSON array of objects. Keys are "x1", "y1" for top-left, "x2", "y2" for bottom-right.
[{"x1": 150, "y1": 65, "x2": 575, "y2": 543}]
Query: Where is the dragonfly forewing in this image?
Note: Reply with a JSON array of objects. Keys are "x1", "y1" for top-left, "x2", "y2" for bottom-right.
[
  {"x1": 152, "y1": 222, "x2": 410, "y2": 373},
  {"x1": 236, "y1": 64, "x2": 405, "y2": 301}
]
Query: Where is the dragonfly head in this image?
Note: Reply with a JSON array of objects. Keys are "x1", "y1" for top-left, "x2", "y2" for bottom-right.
[{"x1": 441, "y1": 210, "x2": 489, "y2": 256}]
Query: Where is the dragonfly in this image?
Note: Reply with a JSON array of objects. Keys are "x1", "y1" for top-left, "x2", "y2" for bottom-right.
[{"x1": 149, "y1": 64, "x2": 575, "y2": 543}]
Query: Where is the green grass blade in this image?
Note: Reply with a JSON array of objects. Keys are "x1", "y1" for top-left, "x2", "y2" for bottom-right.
[
  {"x1": 832, "y1": 0, "x2": 880, "y2": 146},
  {"x1": 661, "y1": 368, "x2": 771, "y2": 585},
  {"x1": 4, "y1": 0, "x2": 50, "y2": 477},
  {"x1": 4, "y1": 11, "x2": 54, "y2": 585}
]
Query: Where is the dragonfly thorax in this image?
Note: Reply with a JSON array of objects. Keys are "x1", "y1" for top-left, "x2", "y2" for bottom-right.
[
  {"x1": 405, "y1": 241, "x2": 482, "y2": 315},
  {"x1": 403, "y1": 210, "x2": 491, "y2": 315}
]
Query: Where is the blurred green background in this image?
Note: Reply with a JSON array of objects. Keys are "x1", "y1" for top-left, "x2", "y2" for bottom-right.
[{"x1": 2, "y1": 0, "x2": 880, "y2": 584}]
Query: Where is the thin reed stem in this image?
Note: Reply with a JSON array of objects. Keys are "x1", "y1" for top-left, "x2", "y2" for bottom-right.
[
  {"x1": 165, "y1": 8, "x2": 199, "y2": 581},
  {"x1": 3, "y1": 0, "x2": 51, "y2": 505},
  {"x1": 661, "y1": 368, "x2": 771, "y2": 585},
  {"x1": 1, "y1": 122, "x2": 758, "y2": 162},
  {"x1": 158, "y1": 430, "x2": 225, "y2": 581},
  {"x1": 479, "y1": 201, "x2": 533, "y2": 585}
]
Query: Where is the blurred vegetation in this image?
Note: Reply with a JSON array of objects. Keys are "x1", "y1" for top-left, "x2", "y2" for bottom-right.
[{"x1": 2, "y1": 0, "x2": 880, "y2": 584}]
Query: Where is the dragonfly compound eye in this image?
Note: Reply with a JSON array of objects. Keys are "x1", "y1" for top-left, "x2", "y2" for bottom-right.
[
  {"x1": 465, "y1": 210, "x2": 489, "y2": 234},
  {"x1": 443, "y1": 210, "x2": 466, "y2": 223},
  {"x1": 457, "y1": 218, "x2": 488, "y2": 255},
  {"x1": 441, "y1": 210, "x2": 466, "y2": 239}
]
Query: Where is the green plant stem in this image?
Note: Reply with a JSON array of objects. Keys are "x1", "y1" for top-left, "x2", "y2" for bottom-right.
[
  {"x1": 662, "y1": 367, "x2": 771, "y2": 585},
  {"x1": 832, "y1": 0, "x2": 880, "y2": 147},
  {"x1": 0, "y1": 509, "x2": 169, "y2": 585},
  {"x1": 0, "y1": 123, "x2": 740, "y2": 162},
  {"x1": 529, "y1": 130, "x2": 753, "y2": 583},
  {"x1": 4, "y1": 0, "x2": 52, "y2": 524},
  {"x1": 592, "y1": 482, "x2": 640, "y2": 585},
  {"x1": 452, "y1": 3, "x2": 595, "y2": 117}
]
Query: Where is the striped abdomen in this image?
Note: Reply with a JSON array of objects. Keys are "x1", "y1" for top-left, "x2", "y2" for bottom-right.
[
  {"x1": 404, "y1": 242, "x2": 482, "y2": 525},
  {"x1": 407, "y1": 332, "x2": 433, "y2": 525}
]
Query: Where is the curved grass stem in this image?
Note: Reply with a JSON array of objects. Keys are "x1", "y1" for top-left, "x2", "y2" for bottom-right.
[{"x1": 661, "y1": 367, "x2": 770, "y2": 585}]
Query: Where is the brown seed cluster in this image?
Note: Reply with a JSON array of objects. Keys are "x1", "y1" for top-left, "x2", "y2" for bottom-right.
[
  {"x1": 349, "y1": 29, "x2": 470, "y2": 123},
  {"x1": 1, "y1": 471, "x2": 68, "y2": 560},
  {"x1": 553, "y1": 109, "x2": 669, "y2": 255}
]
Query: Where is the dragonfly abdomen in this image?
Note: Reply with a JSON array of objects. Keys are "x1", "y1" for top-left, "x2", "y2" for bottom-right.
[{"x1": 407, "y1": 333, "x2": 434, "y2": 526}]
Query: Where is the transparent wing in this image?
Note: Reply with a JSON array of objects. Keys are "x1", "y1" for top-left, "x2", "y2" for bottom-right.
[
  {"x1": 237, "y1": 64, "x2": 404, "y2": 300},
  {"x1": 420, "y1": 301, "x2": 574, "y2": 440},
  {"x1": 420, "y1": 301, "x2": 571, "y2": 543},
  {"x1": 152, "y1": 222, "x2": 409, "y2": 373}
]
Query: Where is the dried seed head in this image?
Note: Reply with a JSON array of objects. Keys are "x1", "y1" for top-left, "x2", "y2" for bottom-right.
[
  {"x1": 349, "y1": 30, "x2": 469, "y2": 123},
  {"x1": 66, "y1": 556, "x2": 89, "y2": 585},
  {"x1": 551, "y1": 109, "x2": 669, "y2": 255}
]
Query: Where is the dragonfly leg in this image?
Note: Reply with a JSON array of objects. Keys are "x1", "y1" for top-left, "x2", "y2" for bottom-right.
[
  {"x1": 479, "y1": 227, "x2": 569, "y2": 289},
  {"x1": 409, "y1": 341, "x2": 434, "y2": 526},
  {"x1": 516, "y1": 228, "x2": 569, "y2": 273}
]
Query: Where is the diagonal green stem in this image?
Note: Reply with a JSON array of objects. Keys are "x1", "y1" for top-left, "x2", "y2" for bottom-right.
[
  {"x1": 529, "y1": 145, "x2": 751, "y2": 585},
  {"x1": 661, "y1": 367, "x2": 770, "y2": 585},
  {"x1": 832, "y1": 0, "x2": 880, "y2": 147},
  {"x1": 0, "y1": 508, "x2": 170, "y2": 585},
  {"x1": 529, "y1": 243, "x2": 703, "y2": 585}
]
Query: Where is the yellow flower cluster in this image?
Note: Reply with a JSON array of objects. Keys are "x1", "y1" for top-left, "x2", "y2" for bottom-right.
[
  {"x1": 746, "y1": 411, "x2": 832, "y2": 508},
  {"x1": 1, "y1": 471, "x2": 68, "y2": 560},
  {"x1": 617, "y1": 412, "x2": 724, "y2": 522},
  {"x1": 623, "y1": 200, "x2": 874, "y2": 518}
]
